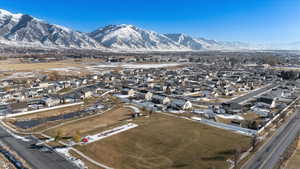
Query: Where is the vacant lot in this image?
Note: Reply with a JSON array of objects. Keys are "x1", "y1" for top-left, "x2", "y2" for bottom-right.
[
  {"x1": 0, "y1": 61, "x2": 81, "y2": 71},
  {"x1": 286, "y1": 141, "x2": 300, "y2": 169},
  {"x1": 286, "y1": 150, "x2": 300, "y2": 169},
  {"x1": 45, "y1": 106, "x2": 134, "y2": 137},
  {"x1": 76, "y1": 113, "x2": 251, "y2": 169},
  {"x1": 70, "y1": 150, "x2": 103, "y2": 169}
]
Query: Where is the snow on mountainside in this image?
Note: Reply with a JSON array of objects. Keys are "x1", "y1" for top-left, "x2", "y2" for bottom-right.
[
  {"x1": 88, "y1": 24, "x2": 188, "y2": 50},
  {"x1": 165, "y1": 33, "x2": 221, "y2": 50},
  {"x1": 1, "y1": 8, "x2": 299, "y2": 51},
  {"x1": 0, "y1": 9, "x2": 102, "y2": 49}
]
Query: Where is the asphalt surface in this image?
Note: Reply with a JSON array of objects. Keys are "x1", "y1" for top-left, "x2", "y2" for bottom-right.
[
  {"x1": 0, "y1": 125, "x2": 77, "y2": 169},
  {"x1": 229, "y1": 83, "x2": 279, "y2": 104},
  {"x1": 13, "y1": 109, "x2": 93, "y2": 129},
  {"x1": 242, "y1": 109, "x2": 300, "y2": 169}
]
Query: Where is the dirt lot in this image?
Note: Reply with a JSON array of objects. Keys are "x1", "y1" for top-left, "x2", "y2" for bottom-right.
[
  {"x1": 0, "y1": 60, "x2": 82, "y2": 71},
  {"x1": 75, "y1": 113, "x2": 251, "y2": 169},
  {"x1": 286, "y1": 149, "x2": 300, "y2": 169},
  {"x1": 241, "y1": 112, "x2": 259, "y2": 120},
  {"x1": 45, "y1": 106, "x2": 134, "y2": 138},
  {"x1": 285, "y1": 140, "x2": 300, "y2": 169},
  {"x1": 70, "y1": 150, "x2": 104, "y2": 169}
]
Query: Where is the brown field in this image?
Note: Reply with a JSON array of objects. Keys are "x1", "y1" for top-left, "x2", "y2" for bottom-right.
[
  {"x1": 241, "y1": 112, "x2": 260, "y2": 121},
  {"x1": 45, "y1": 106, "x2": 134, "y2": 138},
  {"x1": 0, "y1": 58, "x2": 22, "y2": 64},
  {"x1": 215, "y1": 116, "x2": 232, "y2": 124},
  {"x1": 285, "y1": 140, "x2": 300, "y2": 169},
  {"x1": 75, "y1": 113, "x2": 251, "y2": 169},
  {"x1": 286, "y1": 149, "x2": 300, "y2": 169},
  {"x1": 70, "y1": 150, "x2": 104, "y2": 169},
  {"x1": 0, "y1": 61, "x2": 82, "y2": 71}
]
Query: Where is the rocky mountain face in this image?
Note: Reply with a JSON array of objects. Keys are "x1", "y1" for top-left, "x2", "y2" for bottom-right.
[
  {"x1": 0, "y1": 9, "x2": 102, "y2": 49},
  {"x1": 165, "y1": 33, "x2": 221, "y2": 50},
  {"x1": 88, "y1": 24, "x2": 188, "y2": 50},
  {"x1": 1, "y1": 8, "x2": 299, "y2": 51}
]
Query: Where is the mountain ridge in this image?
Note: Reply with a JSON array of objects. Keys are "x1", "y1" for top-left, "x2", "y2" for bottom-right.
[
  {"x1": 0, "y1": 9, "x2": 103, "y2": 49},
  {"x1": 88, "y1": 24, "x2": 189, "y2": 50},
  {"x1": 0, "y1": 8, "x2": 299, "y2": 51}
]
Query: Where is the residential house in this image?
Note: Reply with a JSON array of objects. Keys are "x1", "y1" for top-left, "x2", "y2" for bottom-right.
[{"x1": 169, "y1": 99, "x2": 192, "y2": 110}]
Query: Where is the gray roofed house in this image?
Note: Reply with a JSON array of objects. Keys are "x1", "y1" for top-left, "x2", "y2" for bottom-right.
[
  {"x1": 152, "y1": 95, "x2": 171, "y2": 105},
  {"x1": 169, "y1": 99, "x2": 192, "y2": 110}
]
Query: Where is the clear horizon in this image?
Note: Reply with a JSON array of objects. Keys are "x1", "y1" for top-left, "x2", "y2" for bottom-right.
[{"x1": 0, "y1": 0, "x2": 299, "y2": 44}]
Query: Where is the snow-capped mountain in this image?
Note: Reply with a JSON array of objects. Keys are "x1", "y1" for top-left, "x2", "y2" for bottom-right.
[
  {"x1": 88, "y1": 24, "x2": 188, "y2": 50},
  {"x1": 165, "y1": 33, "x2": 221, "y2": 50},
  {"x1": 0, "y1": 9, "x2": 102, "y2": 49},
  {"x1": 1, "y1": 8, "x2": 299, "y2": 51}
]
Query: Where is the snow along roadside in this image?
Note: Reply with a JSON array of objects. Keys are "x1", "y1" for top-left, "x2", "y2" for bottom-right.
[{"x1": 83, "y1": 123, "x2": 138, "y2": 144}]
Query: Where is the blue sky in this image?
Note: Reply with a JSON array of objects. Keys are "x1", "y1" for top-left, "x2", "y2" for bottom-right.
[{"x1": 0, "y1": 0, "x2": 300, "y2": 43}]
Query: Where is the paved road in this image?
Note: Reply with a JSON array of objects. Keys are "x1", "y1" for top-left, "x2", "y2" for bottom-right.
[
  {"x1": 242, "y1": 109, "x2": 300, "y2": 169},
  {"x1": 229, "y1": 83, "x2": 279, "y2": 104},
  {"x1": 0, "y1": 125, "x2": 77, "y2": 169}
]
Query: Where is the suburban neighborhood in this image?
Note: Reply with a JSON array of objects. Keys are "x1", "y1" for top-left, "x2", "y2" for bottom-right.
[{"x1": 0, "y1": 50, "x2": 300, "y2": 169}]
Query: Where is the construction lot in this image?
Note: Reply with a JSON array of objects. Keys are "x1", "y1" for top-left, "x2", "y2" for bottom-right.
[
  {"x1": 73, "y1": 113, "x2": 251, "y2": 169},
  {"x1": 5, "y1": 104, "x2": 83, "y2": 132},
  {"x1": 0, "y1": 60, "x2": 82, "y2": 71},
  {"x1": 44, "y1": 106, "x2": 134, "y2": 138},
  {"x1": 5, "y1": 95, "x2": 119, "y2": 133}
]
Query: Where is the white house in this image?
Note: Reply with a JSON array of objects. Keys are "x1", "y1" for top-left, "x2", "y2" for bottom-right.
[{"x1": 145, "y1": 92, "x2": 153, "y2": 101}]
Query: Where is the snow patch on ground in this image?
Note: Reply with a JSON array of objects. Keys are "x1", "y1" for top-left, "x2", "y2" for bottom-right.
[
  {"x1": 125, "y1": 106, "x2": 140, "y2": 113},
  {"x1": 55, "y1": 148, "x2": 87, "y2": 169},
  {"x1": 49, "y1": 67, "x2": 80, "y2": 72},
  {"x1": 114, "y1": 94, "x2": 130, "y2": 98},
  {"x1": 3, "y1": 72, "x2": 38, "y2": 80},
  {"x1": 87, "y1": 63, "x2": 182, "y2": 69},
  {"x1": 169, "y1": 110, "x2": 185, "y2": 114},
  {"x1": 216, "y1": 114, "x2": 244, "y2": 121},
  {"x1": 0, "y1": 125, "x2": 30, "y2": 142},
  {"x1": 83, "y1": 123, "x2": 138, "y2": 144},
  {"x1": 191, "y1": 116, "x2": 256, "y2": 136}
]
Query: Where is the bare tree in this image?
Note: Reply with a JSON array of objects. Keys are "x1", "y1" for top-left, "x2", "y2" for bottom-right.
[
  {"x1": 251, "y1": 134, "x2": 258, "y2": 152},
  {"x1": 73, "y1": 130, "x2": 81, "y2": 143}
]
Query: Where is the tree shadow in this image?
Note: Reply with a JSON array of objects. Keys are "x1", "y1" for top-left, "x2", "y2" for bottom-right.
[{"x1": 201, "y1": 156, "x2": 226, "y2": 161}]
